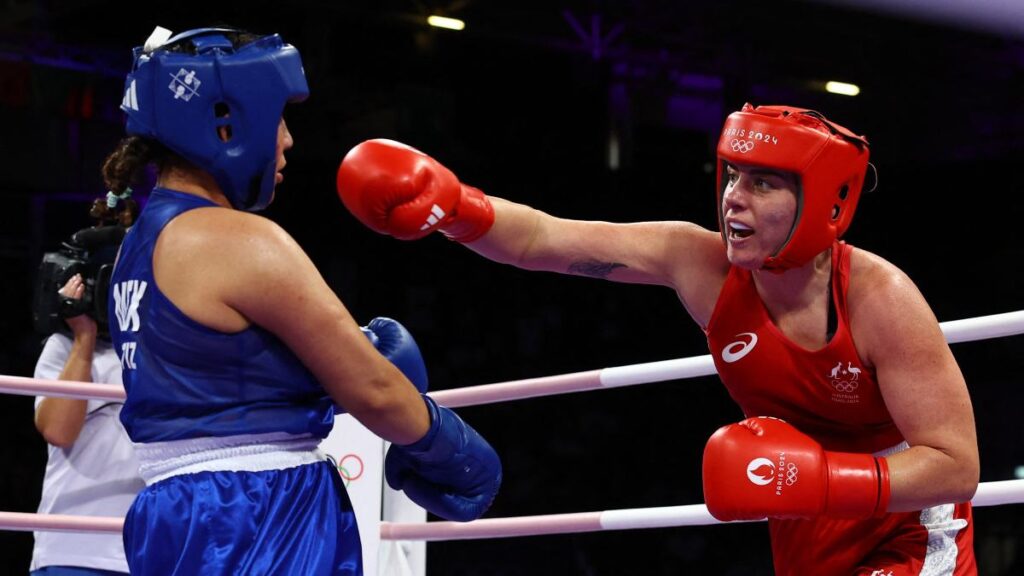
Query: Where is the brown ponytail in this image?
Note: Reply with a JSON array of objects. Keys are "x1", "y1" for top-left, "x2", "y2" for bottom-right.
[
  {"x1": 101, "y1": 135, "x2": 166, "y2": 194},
  {"x1": 94, "y1": 136, "x2": 172, "y2": 227}
]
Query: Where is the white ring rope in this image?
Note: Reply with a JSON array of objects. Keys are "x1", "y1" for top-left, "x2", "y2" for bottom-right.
[
  {"x1": 435, "y1": 309, "x2": 1024, "y2": 407},
  {"x1": 3, "y1": 479, "x2": 1023, "y2": 539},
  {"x1": 2, "y1": 310, "x2": 1022, "y2": 406},
  {"x1": 1, "y1": 309, "x2": 1022, "y2": 542},
  {"x1": 379, "y1": 479, "x2": 1024, "y2": 541}
]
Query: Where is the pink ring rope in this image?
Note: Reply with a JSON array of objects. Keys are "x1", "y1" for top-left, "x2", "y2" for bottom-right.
[
  {"x1": 1, "y1": 310, "x2": 1022, "y2": 541},
  {"x1": 3, "y1": 311, "x2": 1022, "y2": 407},
  {"x1": 2, "y1": 479, "x2": 1022, "y2": 539}
]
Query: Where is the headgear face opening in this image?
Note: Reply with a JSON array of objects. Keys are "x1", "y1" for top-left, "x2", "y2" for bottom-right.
[
  {"x1": 715, "y1": 103, "x2": 870, "y2": 271},
  {"x1": 33, "y1": 226, "x2": 126, "y2": 339},
  {"x1": 121, "y1": 27, "x2": 309, "y2": 211}
]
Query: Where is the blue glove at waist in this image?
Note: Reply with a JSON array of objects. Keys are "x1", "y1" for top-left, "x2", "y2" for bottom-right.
[{"x1": 385, "y1": 395, "x2": 502, "y2": 522}]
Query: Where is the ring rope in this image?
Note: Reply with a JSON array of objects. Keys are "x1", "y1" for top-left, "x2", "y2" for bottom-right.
[
  {"x1": 3, "y1": 479, "x2": 1022, "y2": 540},
  {"x1": 434, "y1": 309, "x2": 1024, "y2": 407},
  {"x1": 379, "y1": 479, "x2": 1024, "y2": 541},
  {"x1": 0, "y1": 375, "x2": 124, "y2": 401},
  {"x1": 1, "y1": 310, "x2": 1021, "y2": 541},
  {"x1": 2, "y1": 311, "x2": 1021, "y2": 406}
]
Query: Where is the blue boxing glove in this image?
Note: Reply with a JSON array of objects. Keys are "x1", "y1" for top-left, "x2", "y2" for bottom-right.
[
  {"x1": 336, "y1": 318, "x2": 428, "y2": 415},
  {"x1": 385, "y1": 395, "x2": 502, "y2": 522},
  {"x1": 361, "y1": 317, "x2": 428, "y2": 393}
]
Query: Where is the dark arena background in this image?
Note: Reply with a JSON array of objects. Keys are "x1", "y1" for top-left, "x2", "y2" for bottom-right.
[{"x1": 2, "y1": 1, "x2": 1023, "y2": 574}]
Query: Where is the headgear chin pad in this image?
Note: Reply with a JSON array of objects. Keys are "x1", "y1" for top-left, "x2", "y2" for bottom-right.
[
  {"x1": 715, "y1": 103, "x2": 870, "y2": 271},
  {"x1": 121, "y1": 27, "x2": 309, "y2": 211}
]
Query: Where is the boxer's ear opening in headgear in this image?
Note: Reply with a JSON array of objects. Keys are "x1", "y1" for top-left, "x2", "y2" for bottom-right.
[{"x1": 864, "y1": 163, "x2": 879, "y2": 194}]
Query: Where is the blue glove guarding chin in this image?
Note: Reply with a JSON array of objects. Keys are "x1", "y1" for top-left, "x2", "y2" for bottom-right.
[{"x1": 385, "y1": 395, "x2": 502, "y2": 522}]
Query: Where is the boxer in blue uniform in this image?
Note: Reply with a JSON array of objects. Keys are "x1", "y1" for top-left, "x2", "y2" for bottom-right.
[{"x1": 103, "y1": 26, "x2": 502, "y2": 575}]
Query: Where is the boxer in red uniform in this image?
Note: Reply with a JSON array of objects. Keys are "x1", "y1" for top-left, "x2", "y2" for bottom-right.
[{"x1": 336, "y1": 104, "x2": 979, "y2": 575}]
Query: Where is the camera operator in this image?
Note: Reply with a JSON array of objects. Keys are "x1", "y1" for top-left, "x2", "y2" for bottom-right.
[{"x1": 30, "y1": 197, "x2": 143, "y2": 576}]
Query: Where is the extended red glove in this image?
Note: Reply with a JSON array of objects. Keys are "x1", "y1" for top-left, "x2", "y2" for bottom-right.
[
  {"x1": 336, "y1": 139, "x2": 494, "y2": 242},
  {"x1": 702, "y1": 417, "x2": 890, "y2": 521}
]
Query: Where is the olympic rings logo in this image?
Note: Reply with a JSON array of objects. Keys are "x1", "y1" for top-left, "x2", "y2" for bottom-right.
[
  {"x1": 730, "y1": 139, "x2": 755, "y2": 153},
  {"x1": 335, "y1": 453, "x2": 364, "y2": 487},
  {"x1": 831, "y1": 379, "x2": 860, "y2": 392},
  {"x1": 785, "y1": 463, "x2": 799, "y2": 486}
]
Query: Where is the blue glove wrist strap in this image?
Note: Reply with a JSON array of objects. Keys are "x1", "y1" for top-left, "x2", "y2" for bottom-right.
[{"x1": 401, "y1": 395, "x2": 441, "y2": 453}]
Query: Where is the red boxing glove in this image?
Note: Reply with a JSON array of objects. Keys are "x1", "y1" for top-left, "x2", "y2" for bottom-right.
[
  {"x1": 336, "y1": 139, "x2": 494, "y2": 242},
  {"x1": 702, "y1": 417, "x2": 890, "y2": 521}
]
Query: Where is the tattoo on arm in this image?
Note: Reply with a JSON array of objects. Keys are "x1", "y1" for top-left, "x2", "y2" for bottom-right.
[{"x1": 567, "y1": 260, "x2": 627, "y2": 279}]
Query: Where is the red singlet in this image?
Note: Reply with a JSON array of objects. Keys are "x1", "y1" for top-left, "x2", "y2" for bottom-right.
[{"x1": 705, "y1": 241, "x2": 975, "y2": 576}]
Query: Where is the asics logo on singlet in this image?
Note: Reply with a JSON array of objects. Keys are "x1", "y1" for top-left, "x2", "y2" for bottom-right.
[
  {"x1": 730, "y1": 139, "x2": 755, "y2": 153},
  {"x1": 721, "y1": 332, "x2": 758, "y2": 363},
  {"x1": 113, "y1": 280, "x2": 148, "y2": 332},
  {"x1": 870, "y1": 571, "x2": 893, "y2": 576},
  {"x1": 421, "y1": 204, "x2": 446, "y2": 231}
]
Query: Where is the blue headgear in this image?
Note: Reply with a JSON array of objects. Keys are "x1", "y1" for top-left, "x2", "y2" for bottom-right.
[{"x1": 121, "y1": 27, "x2": 309, "y2": 211}]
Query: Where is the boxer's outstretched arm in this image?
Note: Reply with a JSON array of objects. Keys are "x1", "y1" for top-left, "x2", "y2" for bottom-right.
[
  {"x1": 466, "y1": 197, "x2": 723, "y2": 287},
  {"x1": 338, "y1": 139, "x2": 728, "y2": 293}
]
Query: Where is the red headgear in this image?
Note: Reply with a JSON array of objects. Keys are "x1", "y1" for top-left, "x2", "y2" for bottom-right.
[{"x1": 716, "y1": 103, "x2": 870, "y2": 271}]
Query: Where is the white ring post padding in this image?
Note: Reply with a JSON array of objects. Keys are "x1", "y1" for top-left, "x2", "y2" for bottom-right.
[
  {"x1": 2, "y1": 311, "x2": 1023, "y2": 406},
  {"x1": 4, "y1": 479, "x2": 1024, "y2": 538}
]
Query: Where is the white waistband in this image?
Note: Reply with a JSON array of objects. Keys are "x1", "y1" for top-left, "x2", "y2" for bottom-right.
[
  {"x1": 134, "y1": 431, "x2": 327, "y2": 485},
  {"x1": 874, "y1": 440, "x2": 910, "y2": 458}
]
